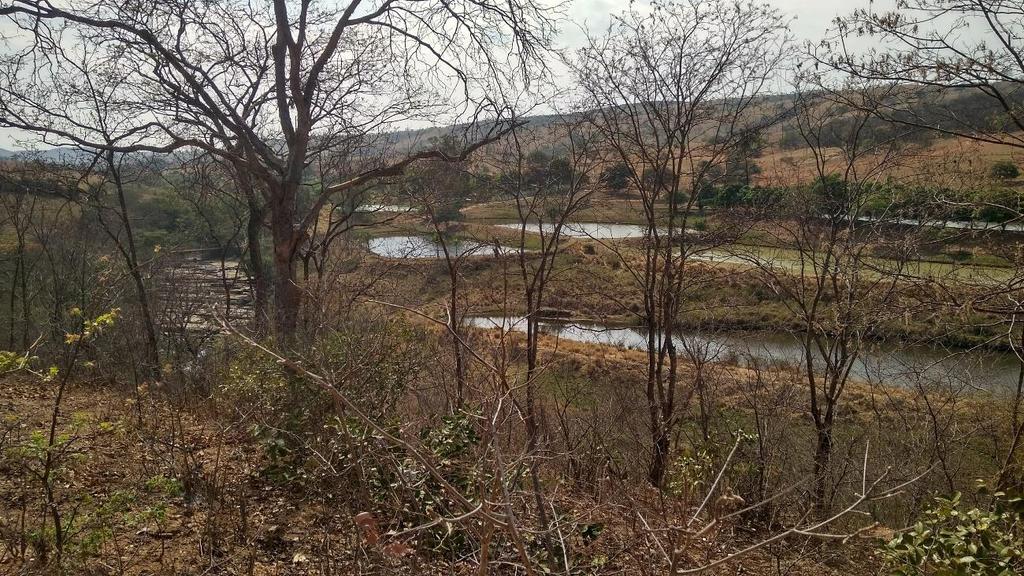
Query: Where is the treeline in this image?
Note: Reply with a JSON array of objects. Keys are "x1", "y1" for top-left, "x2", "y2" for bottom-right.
[{"x1": 692, "y1": 177, "x2": 1024, "y2": 224}]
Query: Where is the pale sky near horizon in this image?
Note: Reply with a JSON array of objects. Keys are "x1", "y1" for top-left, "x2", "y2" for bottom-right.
[
  {"x1": 0, "y1": 0, "x2": 880, "y2": 150},
  {"x1": 559, "y1": 0, "x2": 870, "y2": 50}
]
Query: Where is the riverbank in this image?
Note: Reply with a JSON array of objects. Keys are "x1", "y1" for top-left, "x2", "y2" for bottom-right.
[{"x1": 338, "y1": 204, "x2": 1023, "y2": 398}]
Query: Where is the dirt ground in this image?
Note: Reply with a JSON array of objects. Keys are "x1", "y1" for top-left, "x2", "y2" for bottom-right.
[
  {"x1": 0, "y1": 375, "x2": 389, "y2": 575},
  {"x1": 0, "y1": 356, "x2": 896, "y2": 576}
]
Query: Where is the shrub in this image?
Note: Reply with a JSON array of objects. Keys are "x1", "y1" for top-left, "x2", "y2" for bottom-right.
[
  {"x1": 218, "y1": 317, "x2": 425, "y2": 486},
  {"x1": 975, "y1": 188, "x2": 1021, "y2": 223},
  {"x1": 600, "y1": 162, "x2": 632, "y2": 196},
  {"x1": 666, "y1": 448, "x2": 713, "y2": 501},
  {"x1": 989, "y1": 160, "x2": 1020, "y2": 180},
  {"x1": 361, "y1": 413, "x2": 483, "y2": 557},
  {"x1": 880, "y1": 485, "x2": 1024, "y2": 575}
]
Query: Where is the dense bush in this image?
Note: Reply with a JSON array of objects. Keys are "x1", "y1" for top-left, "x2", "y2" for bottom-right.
[
  {"x1": 880, "y1": 486, "x2": 1024, "y2": 575},
  {"x1": 216, "y1": 316, "x2": 426, "y2": 486},
  {"x1": 975, "y1": 188, "x2": 1021, "y2": 223},
  {"x1": 600, "y1": 162, "x2": 632, "y2": 196},
  {"x1": 989, "y1": 160, "x2": 1020, "y2": 181}
]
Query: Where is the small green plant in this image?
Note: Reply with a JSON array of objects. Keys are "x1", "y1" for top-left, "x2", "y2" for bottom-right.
[
  {"x1": 880, "y1": 483, "x2": 1024, "y2": 575},
  {"x1": 144, "y1": 474, "x2": 184, "y2": 497},
  {"x1": 4, "y1": 413, "x2": 138, "y2": 565},
  {"x1": 421, "y1": 413, "x2": 480, "y2": 462},
  {"x1": 251, "y1": 422, "x2": 308, "y2": 483},
  {"x1": 666, "y1": 448, "x2": 714, "y2": 500},
  {"x1": 0, "y1": 349, "x2": 35, "y2": 373},
  {"x1": 23, "y1": 307, "x2": 122, "y2": 565},
  {"x1": 580, "y1": 522, "x2": 604, "y2": 545},
  {"x1": 361, "y1": 413, "x2": 483, "y2": 557},
  {"x1": 63, "y1": 307, "x2": 120, "y2": 344}
]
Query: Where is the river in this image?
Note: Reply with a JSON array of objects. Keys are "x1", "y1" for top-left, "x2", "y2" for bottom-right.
[
  {"x1": 859, "y1": 216, "x2": 1024, "y2": 233},
  {"x1": 495, "y1": 222, "x2": 648, "y2": 239},
  {"x1": 495, "y1": 221, "x2": 708, "y2": 239},
  {"x1": 467, "y1": 316, "x2": 1021, "y2": 391}
]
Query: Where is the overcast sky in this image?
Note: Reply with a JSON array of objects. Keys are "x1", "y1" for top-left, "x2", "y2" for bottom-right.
[
  {"x1": 0, "y1": 0, "x2": 877, "y2": 150},
  {"x1": 559, "y1": 0, "x2": 870, "y2": 49}
]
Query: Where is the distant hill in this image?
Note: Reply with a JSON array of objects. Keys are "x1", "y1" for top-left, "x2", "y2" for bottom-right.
[
  {"x1": 380, "y1": 84, "x2": 1024, "y2": 163},
  {"x1": 0, "y1": 146, "x2": 93, "y2": 163},
  {"x1": 0, "y1": 84, "x2": 1020, "y2": 174}
]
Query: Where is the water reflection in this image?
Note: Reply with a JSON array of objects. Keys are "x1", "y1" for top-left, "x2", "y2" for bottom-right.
[
  {"x1": 493, "y1": 221, "x2": 692, "y2": 239},
  {"x1": 368, "y1": 236, "x2": 515, "y2": 259},
  {"x1": 858, "y1": 216, "x2": 1024, "y2": 233}
]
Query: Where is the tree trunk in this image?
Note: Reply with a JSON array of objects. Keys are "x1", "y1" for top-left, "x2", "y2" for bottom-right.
[
  {"x1": 449, "y1": 277, "x2": 465, "y2": 410},
  {"x1": 7, "y1": 249, "x2": 19, "y2": 349},
  {"x1": 522, "y1": 293, "x2": 557, "y2": 564},
  {"x1": 525, "y1": 307, "x2": 540, "y2": 450},
  {"x1": 998, "y1": 320, "x2": 1024, "y2": 489},
  {"x1": 18, "y1": 244, "x2": 29, "y2": 350},
  {"x1": 813, "y1": 426, "x2": 833, "y2": 511},
  {"x1": 126, "y1": 264, "x2": 161, "y2": 381},
  {"x1": 271, "y1": 245, "x2": 300, "y2": 341},
  {"x1": 645, "y1": 304, "x2": 662, "y2": 488},
  {"x1": 110, "y1": 155, "x2": 161, "y2": 381},
  {"x1": 246, "y1": 200, "x2": 270, "y2": 337},
  {"x1": 269, "y1": 187, "x2": 301, "y2": 341},
  {"x1": 648, "y1": 428, "x2": 670, "y2": 487}
]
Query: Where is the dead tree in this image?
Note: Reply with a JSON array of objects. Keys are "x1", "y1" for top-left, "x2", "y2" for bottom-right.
[
  {"x1": 482, "y1": 116, "x2": 599, "y2": 560},
  {"x1": 0, "y1": 169, "x2": 40, "y2": 350},
  {"x1": 820, "y1": 1, "x2": 1024, "y2": 490},
  {"x1": 90, "y1": 152, "x2": 164, "y2": 382},
  {"x1": 403, "y1": 149, "x2": 480, "y2": 410},
  {"x1": 488, "y1": 118, "x2": 599, "y2": 449},
  {"x1": 568, "y1": 0, "x2": 791, "y2": 487},
  {"x1": 16, "y1": 55, "x2": 167, "y2": 382}
]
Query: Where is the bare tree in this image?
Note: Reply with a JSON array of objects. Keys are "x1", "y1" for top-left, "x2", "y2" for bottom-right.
[
  {"x1": 87, "y1": 152, "x2": 163, "y2": 381},
  {"x1": 0, "y1": 0, "x2": 558, "y2": 340},
  {"x1": 15, "y1": 52, "x2": 168, "y2": 381},
  {"x1": 17, "y1": 168, "x2": 92, "y2": 354},
  {"x1": 568, "y1": 0, "x2": 791, "y2": 486},
  {"x1": 820, "y1": 1, "x2": 1024, "y2": 491},
  {"x1": 822, "y1": 0, "x2": 1024, "y2": 149},
  {"x1": 741, "y1": 80, "x2": 919, "y2": 509},
  {"x1": 481, "y1": 116, "x2": 599, "y2": 559},
  {"x1": 0, "y1": 168, "x2": 41, "y2": 350},
  {"x1": 403, "y1": 148, "x2": 480, "y2": 410},
  {"x1": 490, "y1": 119, "x2": 598, "y2": 445}
]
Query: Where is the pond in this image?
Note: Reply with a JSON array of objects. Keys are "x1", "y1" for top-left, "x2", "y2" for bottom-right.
[
  {"x1": 356, "y1": 204, "x2": 413, "y2": 213},
  {"x1": 495, "y1": 222, "x2": 647, "y2": 239},
  {"x1": 467, "y1": 316, "x2": 1021, "y2": 391},
  {"x1": 368, "y1": 236, "x2": 516, "y2": 259}
]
